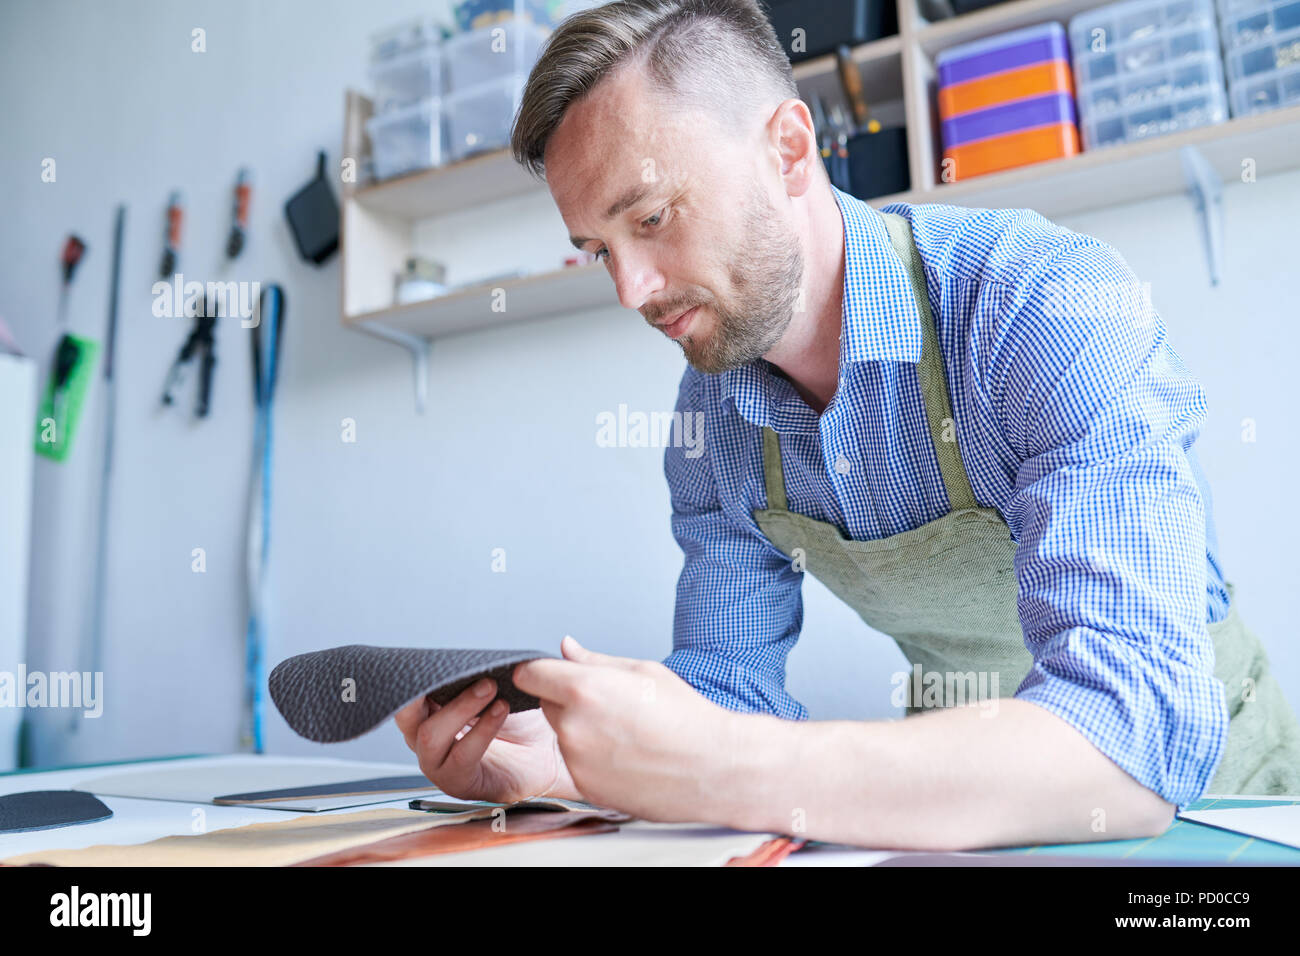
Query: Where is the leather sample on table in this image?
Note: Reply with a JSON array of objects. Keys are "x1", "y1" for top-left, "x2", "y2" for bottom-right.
[
  {"x1": 0, "y1": 807, "x2": 497, "y2": 867},
  {"x1": 269, "y1": 645, "x2": 552, "y2": 743},
  {"x1": 0, "y1": 790, "x2": 113, "y2": 833},
  {"x1": 213, "y1": 775, "x2": 438, "y2": 804},
  {"x1": 295, "y1": 807, "x2": 631, "y2": 866}
]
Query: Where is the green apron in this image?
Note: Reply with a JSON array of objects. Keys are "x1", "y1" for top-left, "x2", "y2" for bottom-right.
[{"x1": 751, "y1": 211, "x2": 1300, "y2": 797}]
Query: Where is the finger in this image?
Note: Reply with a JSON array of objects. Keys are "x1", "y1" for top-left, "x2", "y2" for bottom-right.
[
  {"x1": 512, "y1": 658, "x2": 587, "y2": 703},
  {"x1": 442, "y1": 698, "x2": 510, "y2": 776},
  {"x1": 414, "y1": 678, "x2": 500, "y2": 770},
  {"x1": 394, "y1": 695, "x2": 432, "y2": 750},
  {"x1": 455, "y1": 715, "x2": 481, "y2": 741},
  {"x1": 559, "y1": 634, "x2": 644, "y2": 671}
]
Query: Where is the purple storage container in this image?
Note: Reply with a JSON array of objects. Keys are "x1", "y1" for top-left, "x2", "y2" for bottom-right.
[
  {"x1": 940, "y1": 92, "x2": 1077, "y2": 147},
  {"x1": 936, "y1": 22, "x2": 1071, "y2": 88}
]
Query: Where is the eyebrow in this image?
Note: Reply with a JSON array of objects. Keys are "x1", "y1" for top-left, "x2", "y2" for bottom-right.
[{"x1": 568, "y1": 182, "x2": 657, "y2": 250}]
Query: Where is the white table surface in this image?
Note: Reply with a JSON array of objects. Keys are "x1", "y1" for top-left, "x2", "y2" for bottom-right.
[{"x1": 2, "y1": 753, "x2": 895, "y2": 866}]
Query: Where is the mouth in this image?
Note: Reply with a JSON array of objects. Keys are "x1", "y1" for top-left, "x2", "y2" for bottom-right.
[{"x1": 657, "y1": 305, "x2": 701, "y2": 340}]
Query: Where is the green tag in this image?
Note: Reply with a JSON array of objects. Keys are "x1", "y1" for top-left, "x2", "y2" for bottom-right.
[{"x1": 34, "y1": 334, "x2": 100, "y2": 462}]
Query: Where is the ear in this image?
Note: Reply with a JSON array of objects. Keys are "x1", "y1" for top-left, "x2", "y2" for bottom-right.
[{"x1": 768, "y1": 98, "x2": 819, "y2": 199}]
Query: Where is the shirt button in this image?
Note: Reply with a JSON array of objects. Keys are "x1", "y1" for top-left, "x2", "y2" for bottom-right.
[{"x1": 834, "y1": 455, "x2": 852, "y2": 475}]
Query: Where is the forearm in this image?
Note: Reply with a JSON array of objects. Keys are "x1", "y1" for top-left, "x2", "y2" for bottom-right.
[{"x1": 712, "y1": 699, "x2": 1175, "y2": 850}]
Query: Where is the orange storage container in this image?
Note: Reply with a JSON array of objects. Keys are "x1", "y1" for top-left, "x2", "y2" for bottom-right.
[
  {"x1": 938, "y1": 59, "x2": 1075, "y2": 120},
  {"x1": 942, "y1": 122, "x2": 1079, "y2": 181}
]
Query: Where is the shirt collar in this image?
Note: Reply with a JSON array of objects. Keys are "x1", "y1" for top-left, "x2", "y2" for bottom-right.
[{"x1": 720, "y1": 185, "x2": 923, "y2": 429}]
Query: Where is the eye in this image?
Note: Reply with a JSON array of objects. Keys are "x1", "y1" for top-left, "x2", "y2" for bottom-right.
[{"x1": 594, "y1": 208, "x2": 667, "y2": 263}]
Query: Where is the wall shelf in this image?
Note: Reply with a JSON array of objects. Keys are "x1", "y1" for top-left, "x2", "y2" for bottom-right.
[
  {"x1": 913, "y1": 0, "x2": 1120, "y2": 55},
  {"x1": 353, "y1": 148, "x2": 540, "y2": 221},
  {"x1": 868, "y1": 105, "x2": 1300, "y2": 218},
  {"x1": 344, "y1": 262, "x2": 610, "y2": 338},
  {"x1": 338, "y1": 1, "x2": 1300, "y2": 408}
]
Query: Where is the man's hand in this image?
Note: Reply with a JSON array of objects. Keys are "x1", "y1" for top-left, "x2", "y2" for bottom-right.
[
  {"x1": 511, "y1": 636, "x2": 742, "y2": 822},
  {"x1": 395, "y1": 676, "x2": 582, "y2": 805}
]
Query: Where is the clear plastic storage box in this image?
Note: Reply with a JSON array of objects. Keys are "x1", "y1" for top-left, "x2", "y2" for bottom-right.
[
  {"x1": 370, "y1": 44, "x2": 445, "y2": 112},
  {"x1": 1223, "y1": 23, "x2": 1300, "y2": 79},
  {"x1": 444, "y1": 19, "x2": 549, "y2": 92},
  {"x1": 366, "y1": 97, "x2": 445, "y2": 180},
  {"x1": 444, "y1": 75, "x2": 526, "y2": 162},
  {"x1": 1070, "y1": 0, "x2": 1214, "y2": 53},
  {"x1": 1069, "y1": 0, "x2": 1229, "y2": 147},
  {"x1": 370, "y1": 17, "x2": 444, "y2": 63},
  {"x1": 1214, "y1": 0, "x2": 1300, "y2": 114},
  {"x1": 1076, "y1": 51, "x2": 1225, "y2": 114},
  {"x1": 1229, "y1": 60, "x2": 1300, "y2": 111},
  {"x1": 453, "y1": 0, "x2": 566, "y2": 33},
  {"x1": 1080, "y1": 85, "x2": 1227, "y2": 145},
  {"x1": 1218, "y1": 0, "x2": 1300, "y2": 49}
]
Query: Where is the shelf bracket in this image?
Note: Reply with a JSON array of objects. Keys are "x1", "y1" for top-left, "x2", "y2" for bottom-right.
[
  {"x1": 354, "y1": 320, "x2": 432, "y2": 414},
  {"x1": 1179, "y1": 146, "x2": 1225, "y2": 286}
]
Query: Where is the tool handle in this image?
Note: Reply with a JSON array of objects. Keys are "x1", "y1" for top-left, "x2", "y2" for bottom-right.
[
  {"x1": 835, "y1": 44, "x2": 871, "y2": 133},
  {"x1": 197, "y1": 347, "x2": 215, "y2": 418}
]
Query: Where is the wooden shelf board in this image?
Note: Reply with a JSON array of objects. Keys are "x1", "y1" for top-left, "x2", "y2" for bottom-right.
[
  {"x1": 790, "y1": 32, "x2": 904, "y2": 84},
  {"x1": 915, "y1": 0, "x2": 1112, "y2": 56},
  {"x1": 344, "y1": 262, "x2": 614, "y2": 338},
  {"x1": 867, "y1": 106, "x2": 1300, "y2": 217},
  {"x1": 353, "y1": 148, "x2": 542, "y2": 220}
]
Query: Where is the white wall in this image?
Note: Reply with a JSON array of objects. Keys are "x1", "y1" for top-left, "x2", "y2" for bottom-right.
[{"x1": 2, "y1": 0, "x2": 1295, "y2": 769}]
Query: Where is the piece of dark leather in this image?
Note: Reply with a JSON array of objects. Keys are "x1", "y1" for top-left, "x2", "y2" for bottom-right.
[
  {"x1": 0, "y1": 790, "x2": 113, "y2": 833},
  {"x1": 268, "y1": 645, "x2": 552, "y2": 743},
  {"x1": 213, "y1": 775, "x2": 437, "y2": 804}
]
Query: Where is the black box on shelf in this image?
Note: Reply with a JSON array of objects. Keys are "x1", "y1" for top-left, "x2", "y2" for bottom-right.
[
  {"x1": 949, "y1": 0, "x2": 1017, "y2": 14},
  {"x1": 766, "y1": 0, "x2": 899, "y2": 63},
  {"x1": 846, "y1": 126, "x2": 910, "y2": 200}
]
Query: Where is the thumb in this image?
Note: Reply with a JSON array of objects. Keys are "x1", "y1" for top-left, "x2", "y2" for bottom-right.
[{"x1": 560, "y1": 634, "x2": 639, "y2": 670}]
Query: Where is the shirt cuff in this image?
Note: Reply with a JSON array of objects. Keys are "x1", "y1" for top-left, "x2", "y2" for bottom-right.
[{"x1": 663, "y1": 648, "x2": 809, "y2": 720}]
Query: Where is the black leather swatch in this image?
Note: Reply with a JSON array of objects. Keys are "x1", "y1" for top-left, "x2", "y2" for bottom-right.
[
  {"x1": 214, "y1": 775, "x2": 436, "y2": 804},
  {"x1": 268, "y1": 645, "x2": 552, "y2": 743},
  {"x1": 0, "y1": 790, "x2": 113, "y2": 833}
]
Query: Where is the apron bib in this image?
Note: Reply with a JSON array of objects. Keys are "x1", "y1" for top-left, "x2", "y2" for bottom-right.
[{"x1": 751, "y1": 211, "x2": 1300, "y2": 796}]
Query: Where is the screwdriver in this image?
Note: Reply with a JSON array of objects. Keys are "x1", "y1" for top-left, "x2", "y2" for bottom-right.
[{"x1": 52, "y1": 234, "x2": 88, "y2": 430}]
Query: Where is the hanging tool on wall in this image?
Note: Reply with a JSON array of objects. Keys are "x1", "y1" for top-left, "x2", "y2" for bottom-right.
[
  {"x1": 242, "y1": 283, "x2": 285, "y2": 753},
  {"x1": 56, "y1": 236, "x2": 87, "y2": 325},
  {"x1": 35, "y1": 234, "x2": 98, "y2": 462},
  {"x1": 159, "y1": 191, "x2": 183, "y2": 279},
  {"x1": 159, "y1": 297, "x2": 217, "y2": 418},
  {"x1": 69, "y1": 205, "x2": 127, "y2": 733},
  {"x1": 835, "y1": 43, "x2": 880, "y2": 135},
  {"x1": 226, "y1": 168, "x2": 251, "y2": 260},
  {"x1": 284, "y1": 151, "x2": 339, "y2": 265}
]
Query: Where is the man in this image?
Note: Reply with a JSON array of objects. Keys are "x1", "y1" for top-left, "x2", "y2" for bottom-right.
[{"x1": 396, "y1": 0, "x2": 1300, "y2": 850}]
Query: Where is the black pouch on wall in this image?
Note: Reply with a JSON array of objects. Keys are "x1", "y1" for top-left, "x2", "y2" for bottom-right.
[
  {"x1": 846, "y1": 127, "x2": 910, "y2": 200},
  {"x1": 284, "y1": 151, "x2": 340, "y2": 265},
  {"x1": 766, "y1": 0, "x2": 898, "y2": 63}
]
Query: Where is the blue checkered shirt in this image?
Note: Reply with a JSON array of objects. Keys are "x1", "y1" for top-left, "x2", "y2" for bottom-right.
[{"x1": 661, "y1": 185, "x2": 1232, "y2": 809}]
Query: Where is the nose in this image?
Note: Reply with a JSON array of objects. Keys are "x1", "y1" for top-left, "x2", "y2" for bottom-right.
[{"x1": 606, "y1": 247, "x2": 666, "y2": 313}]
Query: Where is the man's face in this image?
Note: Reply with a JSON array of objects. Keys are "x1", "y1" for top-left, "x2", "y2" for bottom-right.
[{"x1": 545, "y1": 67, "x2": 803, "y2": 374}]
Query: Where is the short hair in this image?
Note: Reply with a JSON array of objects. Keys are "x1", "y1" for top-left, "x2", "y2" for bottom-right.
[{"x1": 510, "y1": 0, "x2": 798, "y2": 182}]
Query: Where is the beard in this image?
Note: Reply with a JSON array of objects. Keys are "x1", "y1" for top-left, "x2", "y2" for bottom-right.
[{"x1": 673, "y1": 190, "x2": 804, "y2": 375}]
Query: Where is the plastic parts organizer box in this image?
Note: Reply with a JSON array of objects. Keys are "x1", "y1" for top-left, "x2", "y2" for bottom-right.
[
  {"x1": 1216, "y1": 0, "x2": 1300, "y2": 115},
  {"x1": 1068, "y1": 0, "x2": 1229, "y2": 148},
  {"x1": 936, "y1": 22, "x2": 1079, "y2": 180}
]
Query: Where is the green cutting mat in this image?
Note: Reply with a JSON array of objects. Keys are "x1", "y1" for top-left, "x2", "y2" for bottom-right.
[{"x1": 987, "y1": 797, "x2": 1300, "y2": 863}]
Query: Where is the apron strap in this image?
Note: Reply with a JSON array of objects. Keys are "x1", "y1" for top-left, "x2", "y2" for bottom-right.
[
  {"x1": 761, "y1": 424, "x2": 788, "y2": 512},
  {"x1": 880, "y1": 212, "x2": 978, "y2": 512}
]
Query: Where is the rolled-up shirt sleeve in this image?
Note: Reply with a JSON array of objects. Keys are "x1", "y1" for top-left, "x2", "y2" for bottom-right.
[
  {"x1": 660, "y1": 371, "x2": 808, "y2": 719},
  {"x1": 990, "y1": 238, "x2": 1229, "y2": 809}
]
